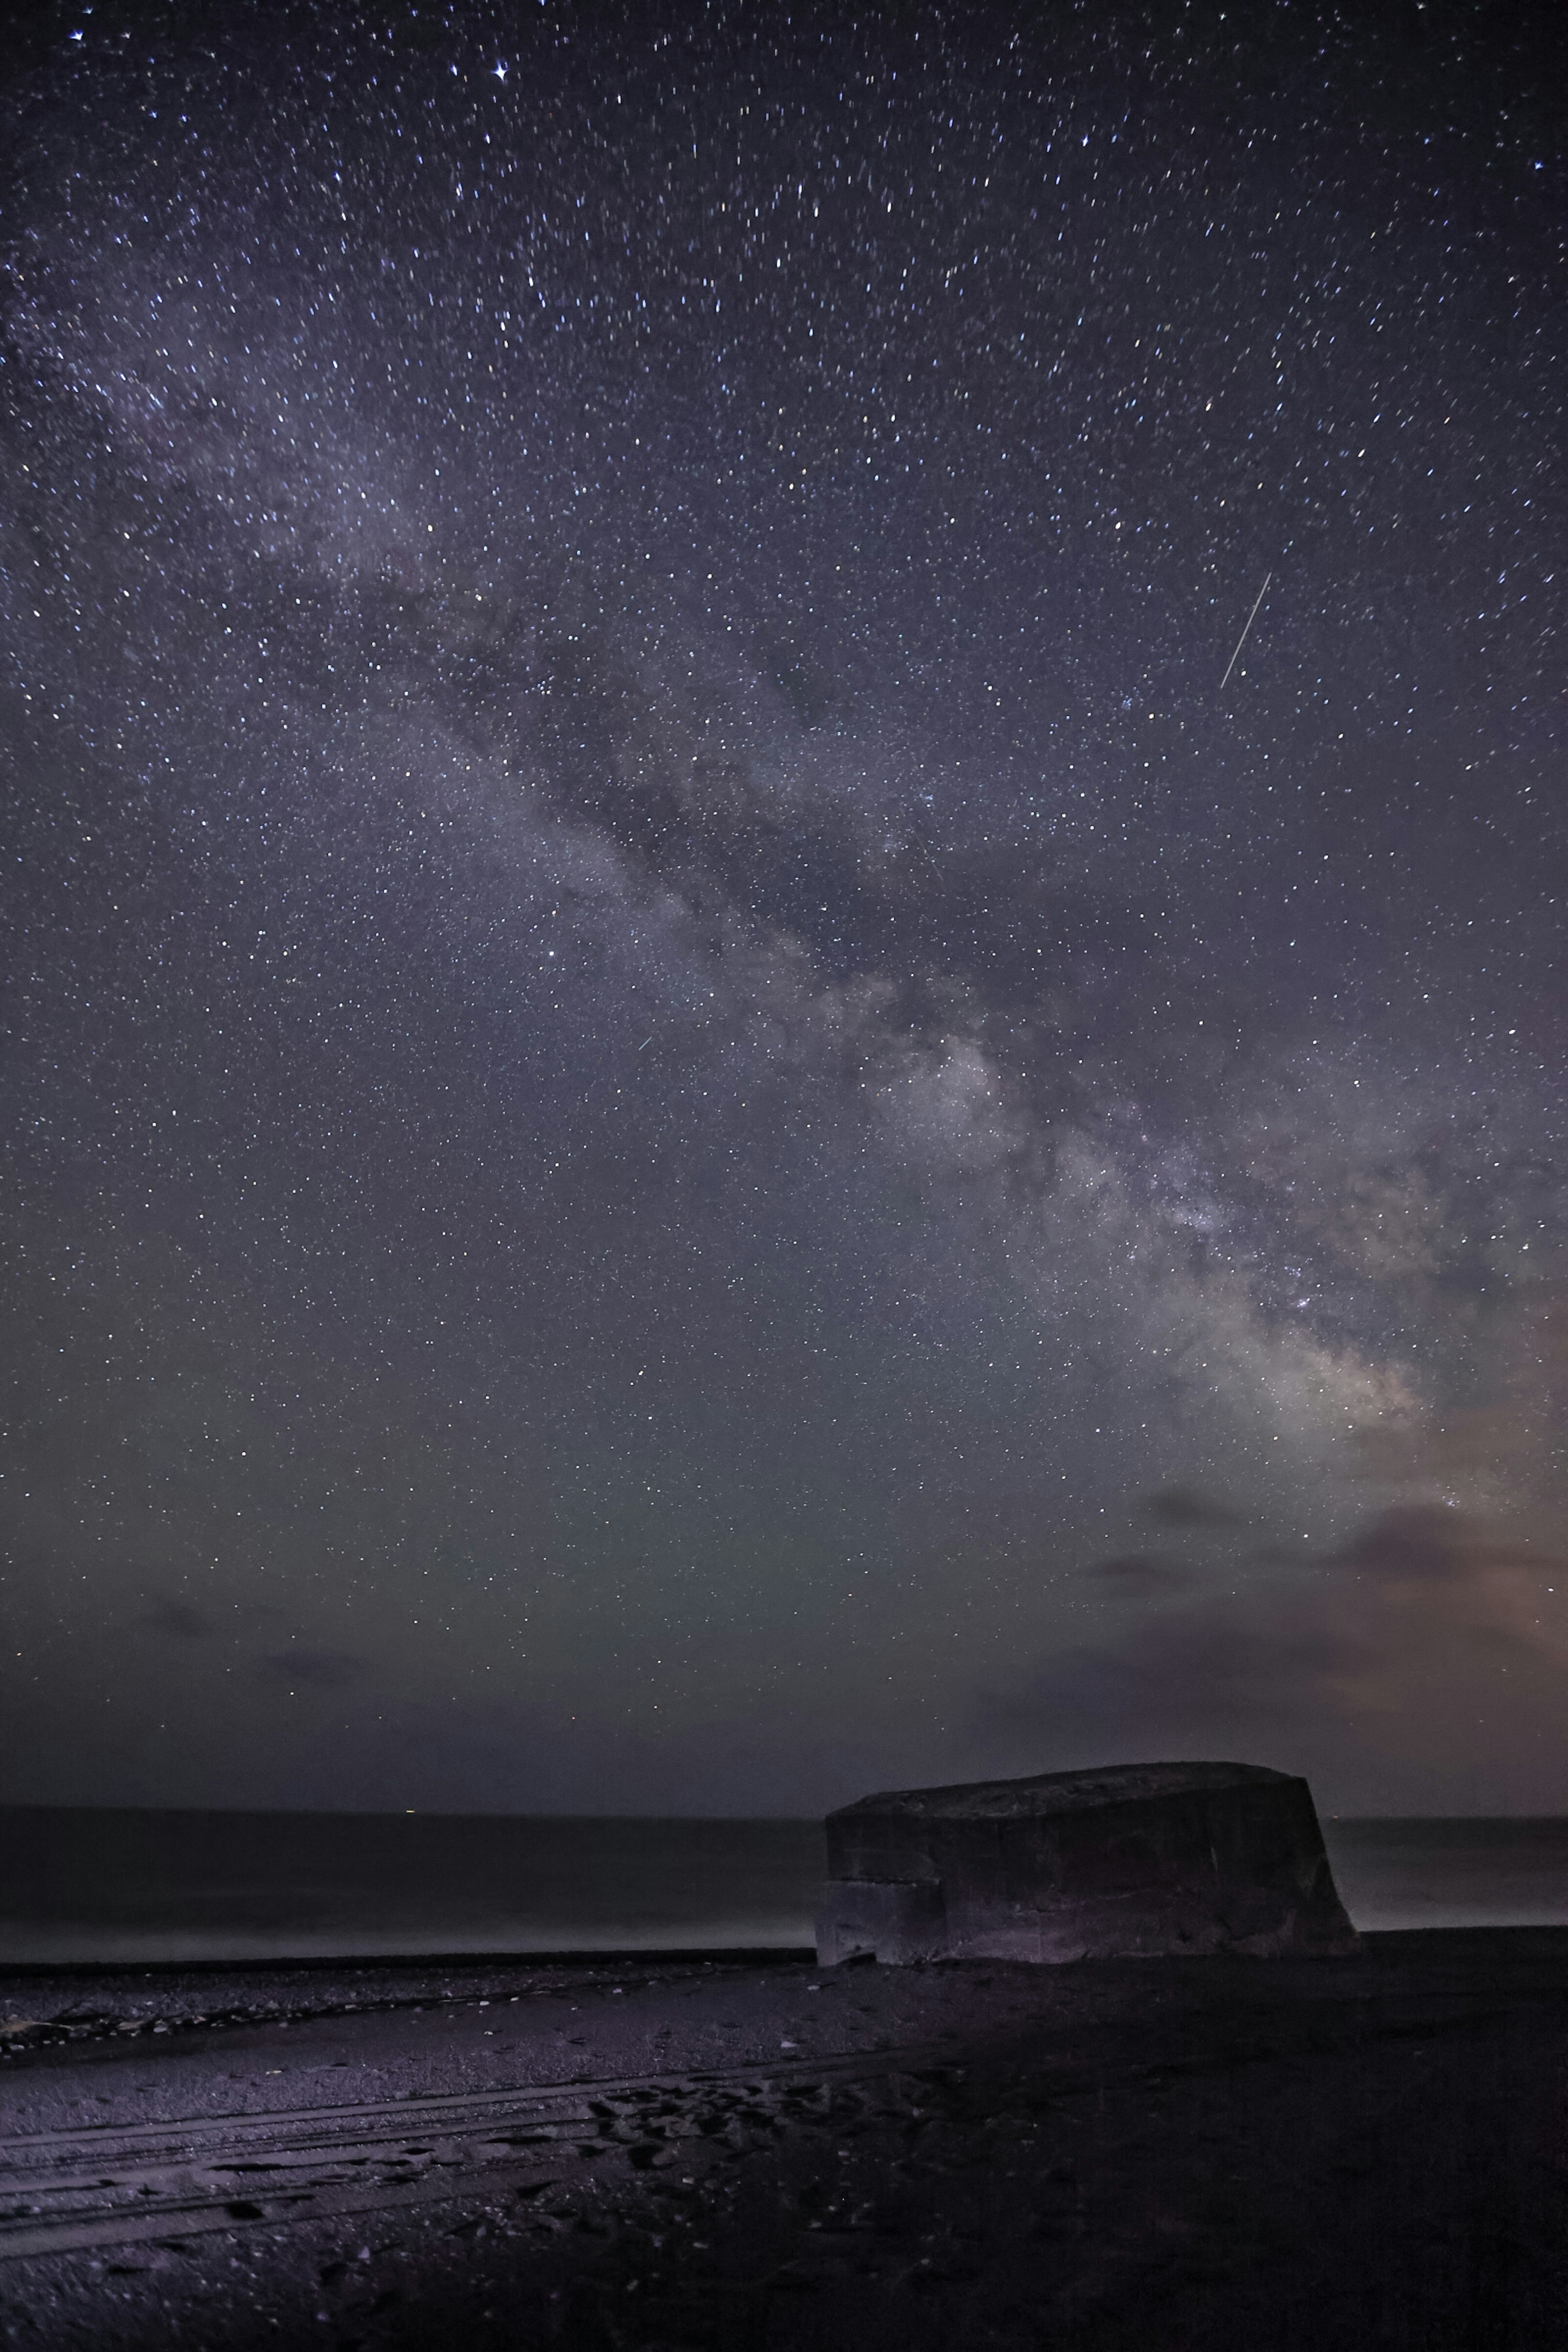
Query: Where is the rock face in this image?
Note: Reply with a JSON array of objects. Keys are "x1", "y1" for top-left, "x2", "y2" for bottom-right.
[{"x1": 816, "y1": 1761, "x2": 1359, "y2": 1964}]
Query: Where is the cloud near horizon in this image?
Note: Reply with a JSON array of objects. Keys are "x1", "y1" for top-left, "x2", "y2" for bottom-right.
[
  {"x1": 1142, "y1": 1487, "x2": 1247, "y2": 1530},
  {"x1": 990, "y1": 1506, "x2": 1568, "y2": 1811}
]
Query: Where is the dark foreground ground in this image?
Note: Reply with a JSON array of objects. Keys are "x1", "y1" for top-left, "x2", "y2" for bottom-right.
[{"x1": 2, "y1": 1929, "x2": 1565, "y2": 2350}]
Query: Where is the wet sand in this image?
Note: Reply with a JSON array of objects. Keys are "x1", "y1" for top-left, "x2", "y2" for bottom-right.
[{"x1": 2, "y1": 1930, "x2": 1566, "y2": 2348}]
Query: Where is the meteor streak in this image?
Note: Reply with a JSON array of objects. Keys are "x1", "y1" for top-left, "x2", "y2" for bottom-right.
[{"x1": 1219, "y1": 570, "x2": 1272, "y2": 692}]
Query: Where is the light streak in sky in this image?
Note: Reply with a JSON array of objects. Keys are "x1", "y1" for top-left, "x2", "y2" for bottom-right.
[{"x1": 1219, "y1": 571, "x2": 1272, "y2": 693}]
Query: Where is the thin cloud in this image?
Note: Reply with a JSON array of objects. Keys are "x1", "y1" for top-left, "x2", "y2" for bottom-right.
[
  {"x1": 1142, "y1": 1485, "x2": 1246, "y2": 1529},
  {"x1": 1083, "y1": 1553, "x2": 1196, "y2": 1593},
  {"x1": 1333, "y1": 1505, "x2": 1502, "y2": 1581},
  {"x1": 989, "y1": 1506, "x2": 1568, "y2": 1799}
]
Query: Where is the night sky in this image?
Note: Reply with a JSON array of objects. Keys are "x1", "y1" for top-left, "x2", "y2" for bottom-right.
[{"x1": 2, "y1": 0, "x2": 1564, "y2": 1819}]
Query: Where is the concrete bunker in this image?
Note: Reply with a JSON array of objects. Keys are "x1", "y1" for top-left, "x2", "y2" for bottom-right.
[{"x1": 816, "y1": 1760, "x2": 1359, "y2": 1964}]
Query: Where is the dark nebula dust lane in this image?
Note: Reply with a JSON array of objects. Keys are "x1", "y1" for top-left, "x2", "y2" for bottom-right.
[{"x1": 2, "y1": 0, "x2": 1564, "y2": 1815}]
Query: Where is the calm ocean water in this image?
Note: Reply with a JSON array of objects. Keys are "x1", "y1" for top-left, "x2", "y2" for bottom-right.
[{"x1": 2, "y1": 1809, "x2": 1566, "y2": 1964}]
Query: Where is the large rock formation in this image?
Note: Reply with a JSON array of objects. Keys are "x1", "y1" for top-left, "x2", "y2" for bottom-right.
[{"x1": 816, "y1": 1761, "x2": 1359, "y2": 1964}]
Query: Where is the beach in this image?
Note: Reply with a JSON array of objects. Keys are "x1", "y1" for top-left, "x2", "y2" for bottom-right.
[{"x1": 3, "y1": 1929, "x2": 1566, "y2": 2347}]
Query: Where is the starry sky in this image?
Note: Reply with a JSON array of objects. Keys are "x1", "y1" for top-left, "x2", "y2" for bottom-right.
[{"x1": 2, "y1": 0, "x2": 1564, "y2": 1819}]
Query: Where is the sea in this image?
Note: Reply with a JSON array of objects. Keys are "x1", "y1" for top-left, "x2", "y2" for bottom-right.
[{"x1": 2, "y1": 1809, "x2": 1566, "y2": 1965}]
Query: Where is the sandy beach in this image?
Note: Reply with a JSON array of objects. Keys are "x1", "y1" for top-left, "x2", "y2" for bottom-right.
[{"x1": 2, "y1": 1929, "x2": 1565, "y2": 2348}]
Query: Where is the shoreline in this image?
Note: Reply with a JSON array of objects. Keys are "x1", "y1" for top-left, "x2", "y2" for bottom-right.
[{"x1": 7, "y1": 1811, "x2": 1568, "y2": 1969}]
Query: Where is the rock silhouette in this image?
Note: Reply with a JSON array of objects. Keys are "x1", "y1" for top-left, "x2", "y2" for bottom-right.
[{"x1": 817, "y1": 1760, "x2": 1359, "y2": 1964}]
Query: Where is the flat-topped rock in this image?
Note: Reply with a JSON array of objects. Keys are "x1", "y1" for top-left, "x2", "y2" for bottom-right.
[{"x1": 816, "y1": 1761, "x2": 1359, "y2": 1964}]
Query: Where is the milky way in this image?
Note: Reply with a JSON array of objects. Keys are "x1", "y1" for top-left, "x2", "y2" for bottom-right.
[{"x1": 3, "y1": 0, "x2": 1564, "y2": 1815}]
